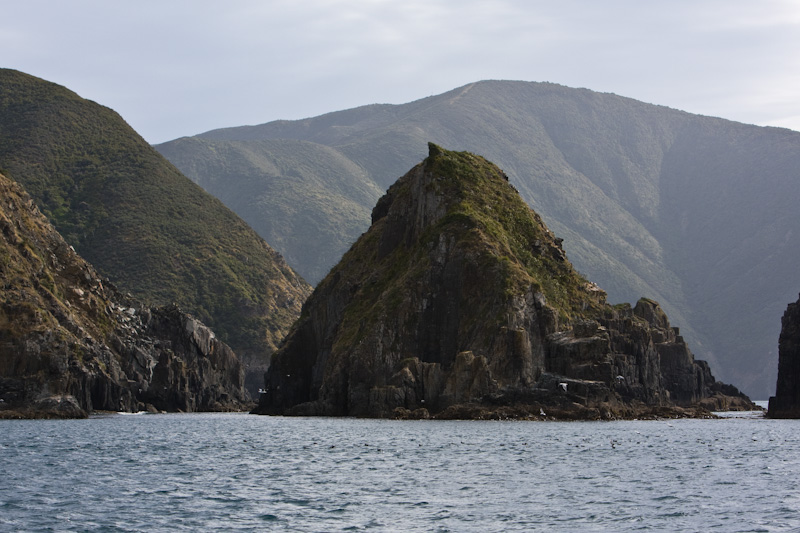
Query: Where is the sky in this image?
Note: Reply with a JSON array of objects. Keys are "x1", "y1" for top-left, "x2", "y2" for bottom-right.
[{"x1": 3, "y1": 0, "x2": 800, "y2": 144}]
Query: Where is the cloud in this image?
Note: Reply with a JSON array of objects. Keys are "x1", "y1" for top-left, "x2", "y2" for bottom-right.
[{"x1": 2, "y1": 0, "x2": 799, "y2": 142}]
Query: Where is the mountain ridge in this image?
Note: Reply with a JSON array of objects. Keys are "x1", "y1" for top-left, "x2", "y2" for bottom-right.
[
  {"x1": 158, "y1": 80, "x2": 800, "y2": 398},
  {"x1": 157, "y1": 137, "x2": 383, "y2": 284}
]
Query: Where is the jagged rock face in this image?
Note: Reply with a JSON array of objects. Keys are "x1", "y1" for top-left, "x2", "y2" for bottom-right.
[
  {"x1": 0, "y1": 173, "x2": 249, "y2": 418},
  {"x1": 257, "y1": 145, "x2": 753, "y2": 419},
  {"x1": 768, "y1": 294, "x2": 800, "y2": 418},
  {"x1": 111, "y1": 305, "x2": 249, "y2": 413}
]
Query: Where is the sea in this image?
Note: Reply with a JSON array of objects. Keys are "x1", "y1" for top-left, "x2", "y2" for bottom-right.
[{"x1": 1, "y1": 404, "x2": 798, "y2": 532}]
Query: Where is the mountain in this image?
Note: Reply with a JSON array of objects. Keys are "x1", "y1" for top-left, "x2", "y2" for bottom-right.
[
  {"x1": 0, "y1": 69, "x2": 312, "y2": 392},
  {"x1": 0, "y1": 172, "x2": 249, "y2": 418},
  {"x1": 158, "y1": 80, "x2": 800, "y2": 400},
  {"x1": 254, "y1": 145, "x2": 753, "y2": 419},
  {"x1": 768, "y1": 293, "x2": 800, "y2": 418}
]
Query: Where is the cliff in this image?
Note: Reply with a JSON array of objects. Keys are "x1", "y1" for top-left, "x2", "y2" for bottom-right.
[
  {"x1": 0, "y1": 172, "x2": 250, "y2": 418},
  {"x1": 255, "y1": 145, "x2": 753, "y2": 419},
  {"x1": 768, "y1": 294, "x2": 800, "y2": 418}
]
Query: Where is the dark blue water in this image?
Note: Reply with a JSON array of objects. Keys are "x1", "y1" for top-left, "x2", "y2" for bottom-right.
[{"x1": 1, "y1": 410, "x2": 798, "y2": 531}]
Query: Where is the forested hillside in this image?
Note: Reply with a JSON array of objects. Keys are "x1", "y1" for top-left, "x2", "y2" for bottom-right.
[{"x1": 0, "y1": 69, "x2": 312, "y2": 392}]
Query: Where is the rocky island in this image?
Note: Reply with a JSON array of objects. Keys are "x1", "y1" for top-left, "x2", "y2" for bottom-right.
[
  {"x1": 0, "y1": 172, "x2": 250, "y2": 418},
  {"x1": 255, "y1": 144, "x2": 754, "y2": 420},
  {"x1": 768, "y1": 294, "x2": 800, "y2": 418}
]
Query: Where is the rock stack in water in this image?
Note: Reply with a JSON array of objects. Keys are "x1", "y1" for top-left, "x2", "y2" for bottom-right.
[
  {"x1": 255, "y1": 144, "x2": 753, "y2": 419},
  {"x1": 0, "y1": 173, "x2": 250, "y2": 418},
  {"x1": 768, "y1": 294, "x2": 800, "y2": 418}
]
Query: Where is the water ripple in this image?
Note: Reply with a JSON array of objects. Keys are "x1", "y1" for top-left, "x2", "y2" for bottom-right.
[{"x1": 0, "y1": 412, "x2": 797, "y2": 531}]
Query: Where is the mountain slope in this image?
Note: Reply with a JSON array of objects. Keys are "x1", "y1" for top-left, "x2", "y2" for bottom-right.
[
  {"x1": 0, "y1": 172, "x2": 249, "y2": 418},
  {"x1": 0, "y1": 69, "x2": 311, "y2": 391},
  {"x1": 256, "y1": 145, "x2": 752, "y2": 418},
  {"x1": 156, "y1": 137, "x2": 383, "y2": 284},
  {"x1": 160, "y1": 80, "x2": 800, "y2": 399}
]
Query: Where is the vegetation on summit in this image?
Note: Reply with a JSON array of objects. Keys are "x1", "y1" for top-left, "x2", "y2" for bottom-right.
[{"x1": 322, "y1": 144, "x2": 601, "y2": 354}]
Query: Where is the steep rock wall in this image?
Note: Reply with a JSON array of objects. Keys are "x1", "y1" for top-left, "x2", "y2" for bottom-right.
[
  {"x1": 0, "y1": 173, "x2": 249, "y2": 418},
  {"x1": 768, "y1": 294, "x2": 800, "y2": 418}
]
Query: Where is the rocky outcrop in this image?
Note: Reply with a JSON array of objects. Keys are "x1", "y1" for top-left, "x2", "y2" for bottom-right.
[
  {"x1": 255, "y1": 144, "x2": 754, "y2": 419},
  {"x1": 768, "y1": 294, "x2": 800, "y2": 418},
  {"x1": 0, "y1": 173, "x2": 250, "y2": 418}
]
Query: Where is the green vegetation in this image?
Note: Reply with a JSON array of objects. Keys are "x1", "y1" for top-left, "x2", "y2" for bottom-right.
[
  {"x1": 421, "y1": 145, "x2": 599, "y2": 318},
  {"x1": 0, "y1": 174, "x2": 75, "y2": 340},
  {"x1": 156, "y1": 137, "x2": 384, "y2": 285},
  {"x1": 324, "y1": 145, "x2": 601, "y2": 353},
  {"x1": 0, "y1": 69, "x2": 310, "y2": 370}
]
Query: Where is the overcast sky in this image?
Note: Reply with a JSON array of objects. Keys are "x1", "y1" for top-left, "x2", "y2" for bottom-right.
[{"x1": 3, "y1": 0, "x2": 800, "y2": 144}]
